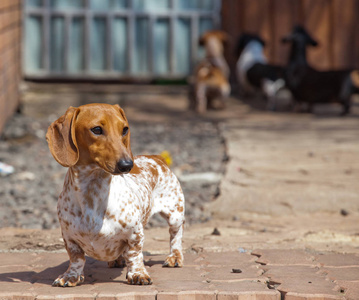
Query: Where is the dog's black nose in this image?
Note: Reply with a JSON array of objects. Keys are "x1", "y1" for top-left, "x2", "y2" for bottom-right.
[{"x1": 116, "y1": 159, "x2": 133, "y2": 174}]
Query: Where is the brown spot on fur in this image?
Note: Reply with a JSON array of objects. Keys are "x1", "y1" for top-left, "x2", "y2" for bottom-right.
[
  {"x1": 63, "y1": 220, "x2": 70, "y2": 228},
  {"x1": 85, "y1": 194, "x2": 94, "y2": 209},
  {"x1": 118, "y1": 219, "x2": 127, "y2": 228},
  {"x1": 105, "y1": 211, "x2": 116, "y2": 220},
  {"x1": 130, "y1": 163, "x2": 142, "y2": 175},
  {"x1": 177, "y1": 206, "x2": 184, "y2": 213}
]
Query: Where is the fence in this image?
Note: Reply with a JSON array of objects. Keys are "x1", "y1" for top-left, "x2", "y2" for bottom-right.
[{"x1": 23, "y1": 0, "x2": 221, "y2": 80}]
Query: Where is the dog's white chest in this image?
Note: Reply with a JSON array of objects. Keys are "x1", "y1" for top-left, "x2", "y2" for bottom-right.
[{"x1": 58, "y1": 170, "x2": 152, "y2": 261}]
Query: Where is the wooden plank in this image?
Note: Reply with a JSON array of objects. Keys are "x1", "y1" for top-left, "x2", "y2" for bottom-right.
[
  {"x1": 221, "y1": 0, "x2": 243, "y2": 75},
  {"x1": 354, "y1": 1, "x2": 359, "y2": 69},
  {"x1": 332, "y1": 0, "x2": 357, "y2": 69},
  {"x1": 302, "y1": 0, "x2": 331, "y2": 69},
  {"x1": 240, "y1": 0, "x2": 273, "y2": 61},
  {"x1": 272, "y1": 0, "x2": 297, "y2": 65}
]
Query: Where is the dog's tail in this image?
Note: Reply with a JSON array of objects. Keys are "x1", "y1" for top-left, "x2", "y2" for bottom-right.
[{"x1": 350, "y1": 70, "x2": 359, "y2": 89}]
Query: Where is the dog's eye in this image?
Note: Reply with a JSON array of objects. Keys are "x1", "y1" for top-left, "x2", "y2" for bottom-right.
[
  {"x1": 122, "y1": 126, "x2": 129, "y2": 136},
  {"x1": 91, "y1": 126, "x2": 103, "y2": 135}
]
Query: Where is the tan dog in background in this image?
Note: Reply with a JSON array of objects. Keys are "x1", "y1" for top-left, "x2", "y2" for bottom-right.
[
  {"x1": 46, "y1": 103, "x2": 185, "y2": 287},
  {"x1": 189, "y1": 30, "x2": 231, "y2": 114}
]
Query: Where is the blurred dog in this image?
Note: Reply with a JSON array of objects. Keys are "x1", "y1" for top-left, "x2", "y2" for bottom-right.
[
  {"x1": 236, "y1": 33, "x2": 286, "y2": 109},
  {"x1": 189, "y1": 30, "x2": 231, "y2": 114},
  {"x1": 282, "y1": 25, "x2": 359, "y2": 115}
]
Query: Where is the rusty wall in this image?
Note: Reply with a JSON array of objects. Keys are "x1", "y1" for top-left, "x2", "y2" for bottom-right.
[
  {"x1": 0, "y1": 0, "x2": 22, "y2": 134},
  {"x1": 222, "y1": 0, "x2": 359, "y2": 73}
]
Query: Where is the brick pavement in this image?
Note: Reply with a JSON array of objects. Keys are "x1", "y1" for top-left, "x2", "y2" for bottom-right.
[{"x1": 0, "y1": 249, "x2": 357, "y2": 299}]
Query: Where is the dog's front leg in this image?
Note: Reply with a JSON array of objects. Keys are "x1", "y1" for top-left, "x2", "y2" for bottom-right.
[
  {"x1": 52, "y1": 238, "x2": 85, "y2": 287},
  {"x1": 195, "y1": 83, "x2": 207, "y2": 114},
  {"x1": 123, "y1": 226, "x2": 152, "y2": 285}
]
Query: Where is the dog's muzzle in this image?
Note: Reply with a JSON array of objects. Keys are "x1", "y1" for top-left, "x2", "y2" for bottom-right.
[{"x1": 115, "y1": 159, "x2": 134, "y2": 174}]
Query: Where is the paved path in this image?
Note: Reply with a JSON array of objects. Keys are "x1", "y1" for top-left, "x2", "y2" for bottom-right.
[{"x1": 0, "y1": 250, "x2": 358, "y2": 299}]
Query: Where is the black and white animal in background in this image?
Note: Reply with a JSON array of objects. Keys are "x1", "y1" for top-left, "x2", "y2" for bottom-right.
[
  {"x1": 236, "y1": 33, "x2": 286, "y2": 107},
  {"x1": 282, "y1": 25, "x2": 359, "y2": 115}
]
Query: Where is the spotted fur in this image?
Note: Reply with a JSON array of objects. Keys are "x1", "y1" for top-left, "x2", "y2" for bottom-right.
[{"x1": 46, "y1": 103, "x2": 185, "y2": 287}]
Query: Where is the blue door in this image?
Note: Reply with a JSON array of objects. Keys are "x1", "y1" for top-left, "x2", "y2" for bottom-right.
[{"x1": 23, "y1": 0, "x2": 221, "y2": 80}]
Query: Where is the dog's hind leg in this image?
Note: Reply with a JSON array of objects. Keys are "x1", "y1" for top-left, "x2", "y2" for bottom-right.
[
  {"x1": 158, "y1": 186, "x2": 185, "y2": 268},
  {"x1": 108, "y1": 255, "x2": 126, "y2": 268},
  {"x1": 162, "y1": 211, "x2": 185, "y2": 268}
]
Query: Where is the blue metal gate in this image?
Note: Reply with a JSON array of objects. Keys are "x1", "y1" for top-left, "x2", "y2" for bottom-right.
[{"x1": 23, "y1": 0, "x2": 221, "y2": 80}]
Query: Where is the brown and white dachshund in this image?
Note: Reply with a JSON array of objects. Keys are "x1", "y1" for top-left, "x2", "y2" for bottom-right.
[{"x1": 46, "y1": 103, "x2": 185, "y2": 287}]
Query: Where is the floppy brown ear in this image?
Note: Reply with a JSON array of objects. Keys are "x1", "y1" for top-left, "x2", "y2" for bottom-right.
[
  {"x1": 114, "y1": 104, "x2": 128, "y2": 123},
  {"x1": 46, "y1": 106, "x2": 80, "y2": 167},
  {"x1": 114, "y1": 104, "x2": 133, "y2": 160},
  {"x1": 199, "y1": 33, "x2": 208, "y2": 46},
  {"x1": 218, "y1": 31, "x2": 230, "y2": 44}
]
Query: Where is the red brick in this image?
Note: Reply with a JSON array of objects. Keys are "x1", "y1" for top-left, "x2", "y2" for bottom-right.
[
  {"x1": 335, "y1": 280, "x2": 359, "y2": 300},
  {"x1": 315, "y1": 253, "x2": 359, "y2": 267},
  {"x1": 217, "y1": 291, "x2": 280, "y2": 300},
  {"x1": 284, "y1": 292, "x2": 342, "y2": 300},
  {"x1": 114, "y1": 292, "x2": 157, "y2": 300},
  {"x1": 158, "y1": 291, "x2": 216, "y2": 300},
  {"x1": 252, "y1": 249, "x2": 316, "y2": 266}
]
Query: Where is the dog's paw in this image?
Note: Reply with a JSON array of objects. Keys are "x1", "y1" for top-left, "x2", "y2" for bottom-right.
[
  {"x1": 52, "y1": 273, "x2": 84, "y2": 287},
  {"x1": 126, "y1": 271, "x2": 152, "y2": 285},
  {"x1": 163, "y1": 251, "x2": 183, "y2": 268},
  {"x1": 108, "y1": 256, "x2": 126, "y2": 268}
]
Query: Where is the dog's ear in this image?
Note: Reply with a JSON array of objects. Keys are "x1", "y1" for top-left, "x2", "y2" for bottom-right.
[
  {"x1": 114, "y1": 104, "x2": 133, "y2": 160},
  {"x1": 220, "y1": 31, "x2": 231, "y2": 45},
  {"x1": 199, "y1": 34, "x2": 207, "y2": 46},
  {"x1": 114, "y1": 104, "x2": 128, "y2": 123},
  {"x1": 307, "y1": 35, "x2": 318, "y2": 47},
  {"x1": 46, "y1": 106, "x2": 80, "y2": 167}
]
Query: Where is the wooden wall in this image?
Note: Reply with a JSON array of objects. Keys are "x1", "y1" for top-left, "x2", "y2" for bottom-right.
[
  {"x1": 222, "y1": 0, "x2": 359, "y2": 73},
  {"x1": 0, "y1": 0, "x2": 22, "y2": 134}
]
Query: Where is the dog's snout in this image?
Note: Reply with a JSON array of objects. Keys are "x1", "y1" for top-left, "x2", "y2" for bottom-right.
[{"x1": 116, "y1": 159, "x2": 133, "y2": 174}]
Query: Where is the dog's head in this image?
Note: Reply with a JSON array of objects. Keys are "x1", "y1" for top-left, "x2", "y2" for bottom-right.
[
  {"x1": 281, "y1": 25, "x2": 318, "y2": 47},
  {"x1": 199, "y1": 30, "x2": 230, "y2": 57},
  {"x1": 236, "y1": 33, "x2": 266, "y2": 58},
  {"x1": 46, "y1": 103, "x2": 134, "y2": 175}
]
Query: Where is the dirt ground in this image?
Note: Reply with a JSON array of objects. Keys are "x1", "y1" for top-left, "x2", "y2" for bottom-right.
[{"x1": 1, "y1": 83, "x2": 359, "y2": 254}]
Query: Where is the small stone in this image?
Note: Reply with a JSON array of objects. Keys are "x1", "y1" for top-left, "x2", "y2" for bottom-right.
[
  {"x1": 211, "y1": 228, "x2": 221, "y2": 236},
  {"x1": 232, "y1": 268, "x2": 242, "y2": 273},
  {"x1": 340, "y1": 209, "x2": 349, "y2": 216}
]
